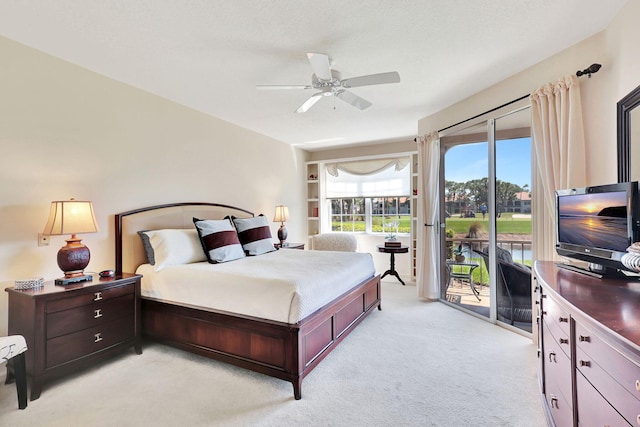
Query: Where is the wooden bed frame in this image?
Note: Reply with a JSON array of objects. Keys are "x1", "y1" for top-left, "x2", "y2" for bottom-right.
[{"x1": 114, "y1": 202, "x2": 381, "y2": 399}]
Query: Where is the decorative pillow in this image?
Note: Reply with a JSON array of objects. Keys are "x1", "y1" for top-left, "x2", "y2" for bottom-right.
[
  {"x1": 141, "y1": 229, "x2": 206, "y2": 272},
  {"x1": 231, "y1": 215, "x2": 276, "y2": 256},
  {"x1": 137, "y1": 230, "x2": 156, "y2": 265},
  {"x1": 193, "y1": 218, "x2": 245, "y2": 263}
]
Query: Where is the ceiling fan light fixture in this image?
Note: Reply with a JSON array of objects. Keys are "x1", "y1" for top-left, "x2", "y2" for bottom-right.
[{"x1": 259, "y1": 53, "x2": 400, "y2": 113}]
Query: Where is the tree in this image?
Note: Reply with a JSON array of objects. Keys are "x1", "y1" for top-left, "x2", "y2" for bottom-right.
[
  {"x1": 495, "y1": 180, "x2": 525, "y2": 210},
  {"x1": 465, "y1": 178, "x2": 489, "y2": 210},
  {"x1": 444, "y1": 180, "x2": 467, "y2": 213},
  {"x1": 444, "y1": 178, "x2": 528, "y2": 214}
]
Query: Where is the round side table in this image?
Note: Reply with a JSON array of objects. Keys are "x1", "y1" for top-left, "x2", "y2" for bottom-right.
[{"x1": 377, "y1": 244, "x2": 409, "y2": 285}]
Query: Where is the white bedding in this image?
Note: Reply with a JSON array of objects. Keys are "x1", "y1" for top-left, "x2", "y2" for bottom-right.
[{"x1": 136, "y1": 249, "x2": 376, "y2": 323}]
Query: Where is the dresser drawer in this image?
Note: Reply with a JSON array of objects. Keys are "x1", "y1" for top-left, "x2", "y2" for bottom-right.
[
  {"x1": 543, "y1": 325, "x2": 573, "y2": 407},
  {"x1": 545, "y1": 379, "x2": 573, "y2": 427},
  {"x1": 46, "y1": 282, "x2": 134, "y2": 313},
  {"x1": 575, "y1": 321, "x2": 640, "y2": 425},
  {"x1": 576, "y1": 371, "x2": 633, "y2": 427},
  {"x1": 46, "y1": 316, "x2": 134, "y2": 368},
  {"x1": 46, "y1": 294, "x2": 134, "y2": 339},
  {"x1": 542, "y1": 293, "x2": 571, "y2": 341},
  {"x1": 543, "y1": 314, "x2": 571, "y2": 359}
]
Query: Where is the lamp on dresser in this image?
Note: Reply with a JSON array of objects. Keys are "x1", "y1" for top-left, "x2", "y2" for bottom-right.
[
  {"x1": 42, "y1": 198, "x2": 98, "y2": 285},
  {"x1": 273, "y1": 205, "x2": 290, "y2": 247}
]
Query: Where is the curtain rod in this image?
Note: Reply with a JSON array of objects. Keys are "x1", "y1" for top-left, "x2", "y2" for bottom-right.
[
  {"x1": 437, "y1": 94, "x2": 529, "y2": 133},
  {"x1": 419, "y1": 62, "x2": 602, "y2": 138}
]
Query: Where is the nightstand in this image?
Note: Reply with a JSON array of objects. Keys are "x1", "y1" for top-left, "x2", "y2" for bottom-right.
[
  {"x1": 5, "y1": 273, "x2": 142, "y2": 400},
  {"x1": 275, "y1": 242, "x2": 305, "y2": 250}
]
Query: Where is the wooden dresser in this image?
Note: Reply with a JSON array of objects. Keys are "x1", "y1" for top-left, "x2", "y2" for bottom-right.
[
  {"x1": 5, "y1": 273, "x2": 142, "y2": 400},
  {"x1": 534, "y1": 261, "x2": 640, "y2": 426}
]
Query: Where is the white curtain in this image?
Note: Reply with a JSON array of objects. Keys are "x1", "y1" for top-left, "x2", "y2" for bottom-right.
[
  {"x1": 416, "y1": 132, "x2": 440, "y2": 299},
  {"x1": 530, "y1": 74, "x2": 586, "y2": 262},
  {"x1": 325, "y1": 157, "x2": 409, "y2": 177}
]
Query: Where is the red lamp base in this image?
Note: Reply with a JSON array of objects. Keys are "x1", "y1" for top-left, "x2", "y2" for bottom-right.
[{"x1": 56, "y1": 235, "x2": 91, "y2": 284}]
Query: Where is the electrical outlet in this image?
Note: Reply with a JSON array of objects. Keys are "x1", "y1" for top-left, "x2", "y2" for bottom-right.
[{"x1": 38, "y1": 233, "x2": 49, "y2": 246}]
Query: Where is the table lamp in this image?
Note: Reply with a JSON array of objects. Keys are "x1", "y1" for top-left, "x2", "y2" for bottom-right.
[
  {"x1": 42, "y1": 199, "x2": 99, "y2": 285},
  {"x1": 273, "y1": 205, "x2": 290, "y2": 247}
]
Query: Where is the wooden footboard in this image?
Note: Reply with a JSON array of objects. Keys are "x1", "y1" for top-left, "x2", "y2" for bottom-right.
[{"x1": 141, "y1": 274, "x2": 381, "y2": 399}]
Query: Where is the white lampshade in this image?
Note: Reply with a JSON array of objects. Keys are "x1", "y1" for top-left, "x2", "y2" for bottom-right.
[
  {"x1": 43, "y1": 199, "x2": 99, "y2": 236},
  {"x1": 273, "y1": 205, "x2": 290, "y2": 223}
]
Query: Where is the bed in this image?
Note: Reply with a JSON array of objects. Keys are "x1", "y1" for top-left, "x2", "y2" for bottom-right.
[{"x1": 115, "y1": 202, "x2": 381, "y2": 399}]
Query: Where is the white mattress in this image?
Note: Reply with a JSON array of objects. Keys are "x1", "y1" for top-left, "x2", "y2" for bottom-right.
[{"x1": 136, "y1": 249, "x2": 376, "y2": 323}]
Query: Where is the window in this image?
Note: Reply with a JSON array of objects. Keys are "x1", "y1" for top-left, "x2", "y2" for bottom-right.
[
  {"x1": 325, "y1": 157, "x2": 411, "y2": 234},
  {"x1": 330, "y1": 198, "x2": 365, "y2": 232}
]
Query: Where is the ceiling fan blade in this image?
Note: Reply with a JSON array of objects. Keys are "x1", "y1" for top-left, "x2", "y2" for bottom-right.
[
  {"x1": 335, "y1": 90, "x2": 372, "y2": 110},
  {"x1": 256, "y1": 84, "x2": 312, "y2": 90},
  {"x1": 295, "y1": 93, "x2": 323, "y2": 113},
  {"x1": 307, "y1": 53, "x2": 332, "y2": 81},
  {"x1": 341, "y1": 71, "x2": 400, "y2": 88}
]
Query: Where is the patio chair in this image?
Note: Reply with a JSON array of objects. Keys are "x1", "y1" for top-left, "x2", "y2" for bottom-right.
[
  {"x1": 310, "y1": 233, "x2": 358, "y2": 252},
  {"x1": 473, "y1": 248, "x2": 532, "y2": 325}
]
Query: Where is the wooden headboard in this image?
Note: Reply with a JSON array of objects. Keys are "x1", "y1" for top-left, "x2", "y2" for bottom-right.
[{"x1": 114, "y1": 202, "x2": 253, "y2": 274}]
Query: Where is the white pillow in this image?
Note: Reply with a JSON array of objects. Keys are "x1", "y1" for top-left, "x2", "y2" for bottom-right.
[{"x1": 144, "y1": 229, "x2": 206, "y2": 271}]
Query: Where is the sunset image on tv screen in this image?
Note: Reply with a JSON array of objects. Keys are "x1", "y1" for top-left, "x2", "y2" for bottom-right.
[{"x1": 558, "y1": 191, "x2": 628, "y2": 252}]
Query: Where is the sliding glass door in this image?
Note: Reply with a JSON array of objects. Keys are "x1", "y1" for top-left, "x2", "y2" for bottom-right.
[{"x1": 440, "y1": 106, "x2": 532, "y2": 333}]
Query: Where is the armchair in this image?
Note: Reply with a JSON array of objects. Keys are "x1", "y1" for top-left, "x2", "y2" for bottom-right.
[
  {"x1": 474, "y1": 249, "x2": 532, "y2": 325},
  {"x1": 310, "y1": 233, "x2": 358, "y2": 252}
]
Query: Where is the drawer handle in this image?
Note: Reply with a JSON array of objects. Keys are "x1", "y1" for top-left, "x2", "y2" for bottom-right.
[
  {"x1": 548, "y1": 352, "x2": 556, "y2": 363},
  {"x1": 94, "y1": 292, "x2": 103, "y2": 301},
  {"x1": 94, "y1": 333, "x2": 103, "y2": 343},
  {"x1": 542, "y1": 310, "x2": 547, "y2": 316},
  {"x1": 559, "y1": 338, "x2": 569, "y2": 345},
  {"x1": 635, "y1": 379, "x2": 640, "y2": 392},
  {"x1": 541, "y1": 294, "x2": 547, "y2": 299},
  {"x1": 94, "y1": 309, "x2": 103, "y2": 319},
  {"x1": 579, "y1": 360, "x2": 591, "y2": 368},
  {"x1": 579, "y1": 335, "x2": 590, "y2": 343},
  {"x1": 550, "y1": 395, "x2": 558, "y2": 408},
  {"x1": 558, "y1": 316, "x2": 568, "y2": 323}
]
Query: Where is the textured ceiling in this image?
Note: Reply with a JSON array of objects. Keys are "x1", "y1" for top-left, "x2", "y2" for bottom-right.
[{"x1": 0, "y1": 1, "x2": 628, "y2": 150}]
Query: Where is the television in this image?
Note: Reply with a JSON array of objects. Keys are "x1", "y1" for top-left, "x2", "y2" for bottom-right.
[{"x1": 555, "y1": 181, "x2": 640, "y2": 275}]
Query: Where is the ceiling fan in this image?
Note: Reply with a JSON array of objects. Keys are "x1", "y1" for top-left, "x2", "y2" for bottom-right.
[{"x1": 256, "y1": 53, "x2": 400, "y2": 113}]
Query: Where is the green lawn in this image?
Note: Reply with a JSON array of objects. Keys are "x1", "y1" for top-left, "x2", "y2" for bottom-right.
[
  {"x1": 445, "y1": 212, "x2": 531, "y2": 235},
  {"x1": 331, "y1": 216, "x2": 412, "y2": 233},
  {"x1": 446, "y1": 212, "x2": 531, "y2": 285}
]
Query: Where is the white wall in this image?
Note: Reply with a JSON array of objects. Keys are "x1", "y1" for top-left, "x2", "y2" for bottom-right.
[
  {"x1": 419, "y1": 0, "x2": 640, "y2": 187},
  {"x1": 0, "y1": 36, "x2": 307, "y2": 335}
]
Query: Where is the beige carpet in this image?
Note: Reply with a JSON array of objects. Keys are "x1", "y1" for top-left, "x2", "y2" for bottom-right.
[{"x1": 0, "y1": 280, "x2": 546, "y2": 426}]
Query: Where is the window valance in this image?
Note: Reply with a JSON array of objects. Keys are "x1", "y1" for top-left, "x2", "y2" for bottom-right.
[{"x1": 325, "y1": 157, "x2": 409, "y2": 177}]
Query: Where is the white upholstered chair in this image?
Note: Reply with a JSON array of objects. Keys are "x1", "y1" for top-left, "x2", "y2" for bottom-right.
[
  {"x1": 1, "y1": 335, "x2": 28, "y2": 409},
  {"x1": 310, "y1": 233, "x2": 358, "y2": 252}
]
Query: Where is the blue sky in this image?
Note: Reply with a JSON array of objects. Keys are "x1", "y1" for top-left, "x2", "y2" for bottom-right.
[{"x1": 444, "y1": 137, "x2": 531, "y2": 188}]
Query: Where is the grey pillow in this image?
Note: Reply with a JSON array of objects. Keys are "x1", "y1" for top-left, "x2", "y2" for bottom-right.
[{"x1": 137, "y1": 230, "x2": 155, "y2": 265}]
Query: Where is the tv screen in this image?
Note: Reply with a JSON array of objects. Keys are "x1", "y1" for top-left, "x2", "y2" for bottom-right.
[
  {"x1": 557, "y1": 190, "x2": 629, "y2": 252},
  {"x1": 555, "y1": 181, "x2": 639, "y2": 272}
]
